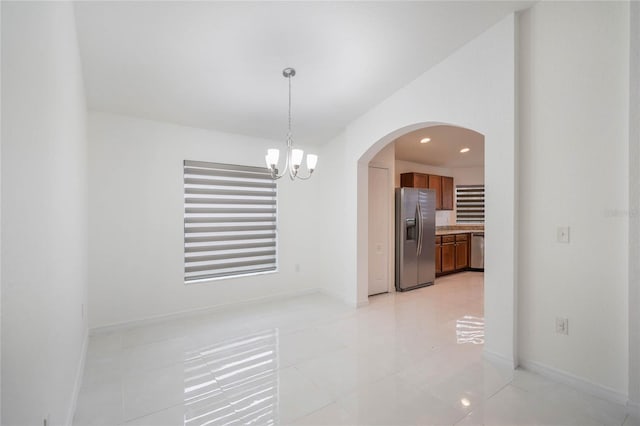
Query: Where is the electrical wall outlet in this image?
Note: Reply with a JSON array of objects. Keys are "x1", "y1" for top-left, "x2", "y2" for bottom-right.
[
  {"x1": 555, "y1": 317, "x2": 569, "y2": 335},
  {"x1": 557, "y1": 226, "x2": 570, "y2": 243}
]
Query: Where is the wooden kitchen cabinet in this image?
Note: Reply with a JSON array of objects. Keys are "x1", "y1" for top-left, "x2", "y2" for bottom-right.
[
  {"x1": 441, "y1": 176, "x2": 454, "y2": 210},
  {"x1": 428, "y1": 175, "x2": 442, "y2": 210},
  {"x1": 435, "y1": 236, "x2": 442, "y2": 274},
  {"x1": 436, "y1": 233, "x2": 470, "y2": 276},
  {"x1": 400, "y1": 172, "x2": 428, "y2": 188},
  {"x1": 455, "y1": 234, "x2": 469, "y2": 269},
  {"x1": 441, "y1": 241, "x2": 456, "y2": 273},
  {"x1": 440, "y1": 235, "x2": 457, "y2": 274}
]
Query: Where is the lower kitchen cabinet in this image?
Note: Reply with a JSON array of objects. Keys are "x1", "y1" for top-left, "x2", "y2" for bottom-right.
[
  {"x1": 455, "y1": 234, "x2": 469, "y2": 269},
  {"x1": 441, "y1": 241, "x2": 456, "y2": 273},
  {"x1": 436, "y1": 233, "x2": 470, "y2": 276}
]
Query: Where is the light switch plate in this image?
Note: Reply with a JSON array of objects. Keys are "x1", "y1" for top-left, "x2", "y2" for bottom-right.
[
  {"x1": 556, "y1": 317, "x2": 569, "y2": 335},
  {"x1": 557, "y1": 226, "x2": 570, "y2": 243}
]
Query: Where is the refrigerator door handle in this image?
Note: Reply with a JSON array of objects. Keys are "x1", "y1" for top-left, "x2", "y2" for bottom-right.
[
  {"x1": 416, "y1": 203, "x2": 423, "y2": 256},
  {"x1": 420, "y1": 203, "x2": 424, "y2": 255}
]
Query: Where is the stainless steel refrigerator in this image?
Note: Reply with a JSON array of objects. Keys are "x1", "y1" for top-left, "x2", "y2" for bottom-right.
[{"x1": 395, "y1": 188, "x2": 436, "y2": 291}]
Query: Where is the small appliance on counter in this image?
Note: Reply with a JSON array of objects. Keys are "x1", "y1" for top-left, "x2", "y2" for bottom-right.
[{"x1": 395, "y1": 188, "x2": 436, "y2": 291}]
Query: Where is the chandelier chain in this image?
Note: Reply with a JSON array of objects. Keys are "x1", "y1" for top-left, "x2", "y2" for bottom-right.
[{"x1": 288, "y1": 73, "x2": 292, "y2": 140}]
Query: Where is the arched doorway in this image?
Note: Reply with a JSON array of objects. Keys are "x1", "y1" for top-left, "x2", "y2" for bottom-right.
[
  {"x1": 366, "y1": 124, "x2": 485, "y2": 297},
  {"x1": 350, "y1": 119, "x2": 517, "y2": 368}
]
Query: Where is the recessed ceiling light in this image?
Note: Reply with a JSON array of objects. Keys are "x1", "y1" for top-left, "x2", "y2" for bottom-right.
[
  {"x1": 420, "y1": 138, "x2": 431, "y2": 144},
  {"x1": 460, "y1": 147, "x2": 470, "y2": 153}
]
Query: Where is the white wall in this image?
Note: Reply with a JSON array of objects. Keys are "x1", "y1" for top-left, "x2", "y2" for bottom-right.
[
  {"x1": 313, "y1": 133, "x2": 350, "y2": 302},
  {"x1": 518, "y1": 1, "x2": 629, "y2": 399},
  {"x1": 630, "y1": 1, "x2": 640, "y2": 414},
  {"x1": 88, "y1": 112, "x2": 321, "y2": 328},
  {"x1": 452, "y1": 167, "x2": 484, "y2": 186},
  {"x1": 1, "y1": 2, "x2": 88, "y2": 425},
  {"x1": 370, "y1": 141, "x2": 395, "y2": 169},
  {"x1": 318, "y1": 15, "x2": 517, "y2": 363}
]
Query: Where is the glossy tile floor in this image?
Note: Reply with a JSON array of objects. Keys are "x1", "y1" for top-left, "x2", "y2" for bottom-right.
[{"x1": 74, "y1": 272, "x2": 637, "y2": 426}]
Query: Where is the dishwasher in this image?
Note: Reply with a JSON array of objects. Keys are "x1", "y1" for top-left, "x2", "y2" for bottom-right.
[{"x1": 470, "y1": 232, "x2": 484, "y2": 270}]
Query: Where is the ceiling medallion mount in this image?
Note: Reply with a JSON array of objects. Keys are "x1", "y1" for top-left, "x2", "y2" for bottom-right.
[{"x1": 265, "y1": 67, "x2": 318, "y2": 181}]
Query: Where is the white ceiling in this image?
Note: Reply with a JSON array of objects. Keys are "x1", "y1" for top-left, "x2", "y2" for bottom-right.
[
  {"x1": 73, "y1": 1, "x2": 532, "y2": 145},
  {"x1": 394, "y1": 125, "x2": 484, "y2": 167}
]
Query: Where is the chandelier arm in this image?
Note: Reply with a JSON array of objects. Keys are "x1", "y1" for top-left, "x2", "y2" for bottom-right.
[
  {"x1": 293, "y1": 172, "x2": 314, "y2": 180},
  {"x1": 271, "y1": 157, "x2": 290, "y2": 180},
  {"x1": 269, "y1": 136, "x2": 293, "y2": 180},
  {"x1": 269, "y1": 149, "x2": 288, "y2": 179},
  {"x1": 270, "y1": 169, "x2": 285, "y2": 180}
]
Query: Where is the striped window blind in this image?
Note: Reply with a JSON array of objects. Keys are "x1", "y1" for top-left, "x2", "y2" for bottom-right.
[
  {"x1": 456, "y1": 184, "x2": 485, "y2": 223},
  {"x1": 184, "y1": 160, "x2": 277, "y2": 283}
]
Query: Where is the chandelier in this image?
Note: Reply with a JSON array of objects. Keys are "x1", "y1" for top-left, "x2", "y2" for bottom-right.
[{"x1": 265, "y1": 68, "x2": 318, "y2": 180}]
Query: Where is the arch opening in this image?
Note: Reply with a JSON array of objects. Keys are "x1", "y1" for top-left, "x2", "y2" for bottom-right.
[{"x1": 353, "y1": 120, "x2": 516, "y2": 367}]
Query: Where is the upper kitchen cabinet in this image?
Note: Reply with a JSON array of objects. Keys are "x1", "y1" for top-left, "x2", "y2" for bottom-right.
[
  {"x1": 400, "y1": 172, "x2": 428, "y2": 188},
  {"x1": 400, "y1": 172, "x2": 454, "y2": 211},
  {"x1": 441, "y1": 176, "x2": 454, "y2": 210},
  {"x1": 428, "y1": 175, "x2": 442, "y2": 210}
]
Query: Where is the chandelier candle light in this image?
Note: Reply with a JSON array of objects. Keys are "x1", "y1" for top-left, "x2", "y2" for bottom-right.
[{"x1": 265, "y1": 68, "x2": 318, "y2": 180}]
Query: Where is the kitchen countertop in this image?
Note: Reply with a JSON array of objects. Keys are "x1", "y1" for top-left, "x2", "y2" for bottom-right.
[{"x1": 435, "y1": 227, "x2": 484, "y2": 236}]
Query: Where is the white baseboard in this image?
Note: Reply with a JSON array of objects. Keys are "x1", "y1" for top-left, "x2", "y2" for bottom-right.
[
  {"x1": 519, "y1": 359, "x2": 628, "y2": 406},
  {"x1": 356, "y1": 298, "x2": 370, "y2": 308},
  {"x1": 90, "y1": 287, "x2": 325, "y2": 335},
  {"x1": 316, "y1": 288, "x2": 367, "y2": 308},
  {"x1": 65, "y1": 329, "x2": 88, "y2": 426},
  {"x1": 317, "y1": 288, "x2": 351, "y2": 305},
  {"x1": 483, "y1": 349, "x2": 517, "y2": 369}
]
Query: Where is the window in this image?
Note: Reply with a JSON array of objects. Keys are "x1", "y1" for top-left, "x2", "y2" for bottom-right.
[
  {"x1": 456, "y1": 184, "x2": 485, "y2": 223},
  {"x1": 184, "y1": 160, "x2": 277, "y2": 283}
]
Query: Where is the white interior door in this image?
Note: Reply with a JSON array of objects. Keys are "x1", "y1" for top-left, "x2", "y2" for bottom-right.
[{"x1": 368, "y1": 166, "x2": 389, "y2": 296}]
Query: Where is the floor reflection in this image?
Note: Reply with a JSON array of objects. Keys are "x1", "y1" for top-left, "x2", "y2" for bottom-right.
[
  {"x1": 184, "y1": 329, "x2": 279, "y2": 425},
  {"x1": 456, "y1": 315, "x2": 485, "y2": 345}
]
